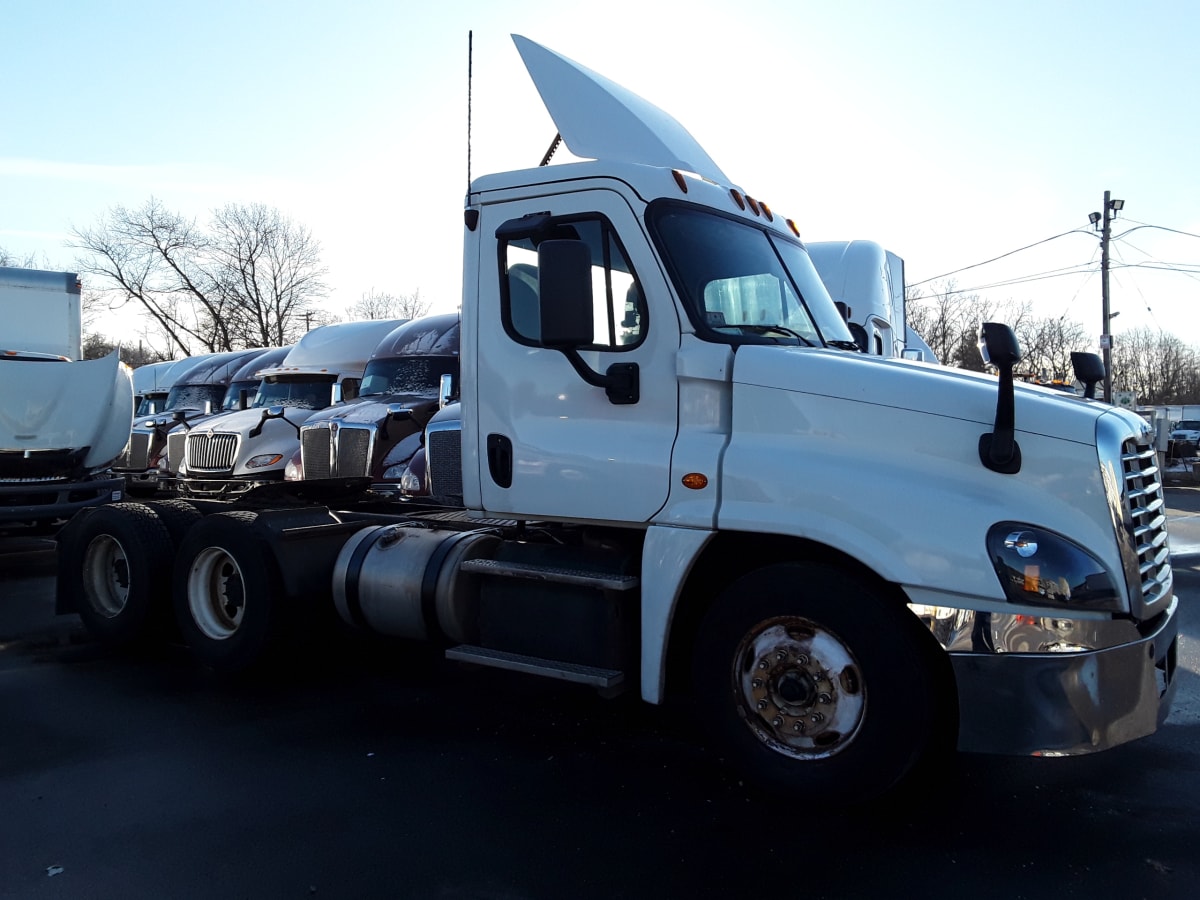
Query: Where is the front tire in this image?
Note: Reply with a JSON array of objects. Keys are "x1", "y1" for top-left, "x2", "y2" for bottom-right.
[
  {"x1": 172, "y1": 511, "x2": 282, "y2": 674},
  {"x1": 692, "y1": 562, "x2": 946, "y2": 804}
]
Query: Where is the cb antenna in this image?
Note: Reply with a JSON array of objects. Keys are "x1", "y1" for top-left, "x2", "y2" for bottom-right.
[{"x1": 466, "y1": 30, "x2": 473, "y2": 190}]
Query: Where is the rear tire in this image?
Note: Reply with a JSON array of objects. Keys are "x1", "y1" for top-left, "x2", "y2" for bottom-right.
[
  {"x1": 63, "y1": 503, "x2": 174, "y2": 647},
  {"x1": 172, "y1": 511, "x2": 283, "y2": 674},
  {"x1": 691, "y1": 562, "x2": 947, "y2": 805}
]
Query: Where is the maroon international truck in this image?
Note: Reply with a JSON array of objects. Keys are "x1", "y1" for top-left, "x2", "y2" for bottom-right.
[{"x1": 292, "y1": 314, "x2": 459, "y2": 497}]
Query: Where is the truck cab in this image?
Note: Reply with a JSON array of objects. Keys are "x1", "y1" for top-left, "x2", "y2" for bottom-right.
[
  {"x1": 295, "y1": 314, "x2": 459, "y2": 494},
  {"x1": 118, "y1": 349, "x2": 271, "y2": 496},
  {"x1": 806, "y1": 239, "x2": 938, "y2": 361}
]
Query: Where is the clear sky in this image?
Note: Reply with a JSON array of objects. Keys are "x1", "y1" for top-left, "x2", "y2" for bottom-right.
[{"x1": 3, "y1": 0, "x2": 1197, "y2": 351}]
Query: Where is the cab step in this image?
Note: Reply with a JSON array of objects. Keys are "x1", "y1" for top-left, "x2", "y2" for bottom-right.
[
  {"x1": 458, "y1": 558, "x2": 639, "y2": 591},
  {"x1": 445, "y1": 645, "x2": 625, "y2": 688}
]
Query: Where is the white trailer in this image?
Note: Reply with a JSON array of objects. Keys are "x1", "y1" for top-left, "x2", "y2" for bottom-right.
[{"x1": 57, "y1": 37, "x2": 1177, "y2": 803}]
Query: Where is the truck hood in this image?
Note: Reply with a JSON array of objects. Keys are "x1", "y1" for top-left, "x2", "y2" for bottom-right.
[
  {"x1": 190, "y1": 405, "x2": 318, "y2": 474},
  {"x1": 304, "y1": 394, "x2": 440, "y2": 428},
  {"x1": 732, "y1": 346, "x2": 1123, "y2": 445},
  {"x1": 0, "y1": 350, "x2": 133, "y2": 468}
]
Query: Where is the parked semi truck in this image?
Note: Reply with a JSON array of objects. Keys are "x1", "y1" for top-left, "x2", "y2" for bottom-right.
[
  {"x1": 116, "y1": 348, "x2": 273, "y2": 496},
  {"x1": 57, "y1": 37, "x2": 1176, "y2": 802},
  {"x1": 168, "y1": 319, "x2": 405, "y2": 499},
  {"x1": 293, "y1": 314, "x2": 460, "y2": 495},
  {"x1": 807, "y1": 239, "x2": 938, "y2": 361},
  {"x1": 1, "y1": 266, "x2": 132, "y2": 532}
]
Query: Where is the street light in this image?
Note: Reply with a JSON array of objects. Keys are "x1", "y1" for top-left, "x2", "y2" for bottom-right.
[
  {"x1": 1089, "y1": 211, "x2": 1102, "y2": 229},
  {"x1": 1098, "y1": 192, "x2": 1124, "y2": 403}
]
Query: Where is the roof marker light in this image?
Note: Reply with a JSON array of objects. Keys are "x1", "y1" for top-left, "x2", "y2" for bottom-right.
[
  {"x1": 786, "y1": 218, "x2": 800, "y2": 237},
  {"x1": 730, "y1": 189, "x2": 746, "y2": 210},
  {"x1": 671, "y1": 170, "x2": 689, "y2": 193}
]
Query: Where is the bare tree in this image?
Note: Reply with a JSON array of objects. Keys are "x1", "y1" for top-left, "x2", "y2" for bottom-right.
[
  {"x1": 1114, "y1": 328, "x2": 1200, "y2": 405},
  {"x1": 209, "y1": 202, "x2": 329, "y2": 347},
  {"x1": 70, "y1": 198, "x2": 328, "y2": 354},
  {"x1": 347, "y1": 287, "x2": 430, "y2": 321},
  {"x1": 0, "y1": 247, "x2": 42, "y2": 268},
  {"x1": 1014, "y1": 316, "x2": 1090, "y2": 383},
  {"x1": 82, "y1": 332, "x2": 167, "y2": 367}
]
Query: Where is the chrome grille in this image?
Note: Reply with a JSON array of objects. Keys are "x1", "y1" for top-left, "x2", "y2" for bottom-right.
[
  {"x1": 300, "y1": 423, "x2": 373, "y2": 479},
  {"x1": 185, "y1": 433, "x2": 238, "y2": 473},
  {"x1": 1121, "y1": 438, "x2": 1172, "y2": 609},
  {"x1": 334, "y1": 426, "x2": 372, "y2": 477},
  {"x1": 427, "y1": 425, "x2": 462, "y2": 503},
  {"x1": 124, "y1": 431, "x2": 152, "y2": 470},
  {"x1": 166, "y1": 431, "x2": 187, "y2": 475},
  {"x1": 300, "y1": 426, "x2": 332, "y2": 480}
]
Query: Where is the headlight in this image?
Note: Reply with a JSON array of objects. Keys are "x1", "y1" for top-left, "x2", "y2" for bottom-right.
[
  {"x1": 283, "y1": 448, "x2": 303, "y2": 481},
  {"x1": 986, "y1": 523, "x2": 1122, "y2": 612},
  {"x1": 246, "y1": 453, "x2": 285, "y2": 470}
]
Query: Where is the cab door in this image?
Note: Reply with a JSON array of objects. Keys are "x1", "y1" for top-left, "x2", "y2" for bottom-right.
[{"x1": 472, "y1": 187, "x2": 679, "y2": 523}]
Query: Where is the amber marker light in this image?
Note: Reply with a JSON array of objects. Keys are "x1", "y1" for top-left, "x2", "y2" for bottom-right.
[
  {"x1": 671, "y1": 170, "x2": 689, "y2": 193},
  {"x1": 681, "y1": 472, "x2": 708, "y2": 490},
  {"x1": 730, "y1": 189, "x2": 746, "y2": 210},
  {"x1": 785, "y1": 218, "x2": 800, "y2": 237},
  {"x1": 746, "y1": 196, "x2": 761, "y2": 216}
]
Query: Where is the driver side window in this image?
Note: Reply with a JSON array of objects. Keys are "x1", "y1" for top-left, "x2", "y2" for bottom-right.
[{"x1": 501, "y1": 216, "x2": 646, "y2": 349}]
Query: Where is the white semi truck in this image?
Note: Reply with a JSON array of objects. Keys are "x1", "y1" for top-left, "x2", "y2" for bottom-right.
[
  {"x1": 807, "y1": 239, "x2": 938, "y2": 361},
  {"x1": 0, "y1": 266, "x2": 132, "y2": 532},
  {"x1": 57, "y1": 37, "x2": 1177, "y2": 802}
]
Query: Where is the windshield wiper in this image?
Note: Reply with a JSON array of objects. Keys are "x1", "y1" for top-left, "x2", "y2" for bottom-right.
[{"x1": 714, "y1": 324, "x2": 814, "y2": 345}]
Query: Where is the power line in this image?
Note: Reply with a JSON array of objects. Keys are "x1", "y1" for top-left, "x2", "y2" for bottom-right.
[{"x1": 907, "y1": 226, "x2": 1090, "y2": 287}]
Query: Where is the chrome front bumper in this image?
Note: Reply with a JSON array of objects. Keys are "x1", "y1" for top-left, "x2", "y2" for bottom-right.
[{"x1": 942, "y1": 599, "x2": 1178, "y2": 755}]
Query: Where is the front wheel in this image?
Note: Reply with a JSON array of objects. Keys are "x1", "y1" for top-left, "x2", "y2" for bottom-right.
[{"x1": 692, "y1": 562, "x2": 948, "y2": 804}]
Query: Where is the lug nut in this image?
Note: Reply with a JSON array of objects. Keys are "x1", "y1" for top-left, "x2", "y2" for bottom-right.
[
  {"x1": 810, "y1": 712, "x2": 824, "y2": 724},
  {"x1": 757, "y1": 700, "x2": 769, "y2": 710},
  {"x1": 817, "y1": 693, "x2": 832, "y2": 704},
  {"x1": 772, "y1": 716, "x2": 784, "y2": 727}
]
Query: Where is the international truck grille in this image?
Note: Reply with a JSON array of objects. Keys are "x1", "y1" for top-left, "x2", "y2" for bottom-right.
[
  {"x1": 300, "y1": 423, "x2": 373, "y2": 479},
  {"x1": 1120, "y1": 438, "x2": 1172, "y2": 610},
  {"x1": 184, "y1": 433, "x2": 238, "y2": 473},
  {"x1": 166, "y1": 431, "x2": 186, "y2": 475}
]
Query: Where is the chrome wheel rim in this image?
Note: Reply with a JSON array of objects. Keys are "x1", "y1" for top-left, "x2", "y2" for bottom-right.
[
  {"x1": 187, "y1": 547, "x2": 246, "y2": 641},
  {"x1": 732, "y1": 616, "x2": 866, "y2": 760},
  {"x1": 82, "y1": 535, "x2": 131, "y2": 618}
]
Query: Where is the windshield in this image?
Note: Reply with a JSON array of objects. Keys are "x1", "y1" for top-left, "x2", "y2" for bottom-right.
[
  {"x1": 136, "y1": 392, "x2": 169, "y2": 416},
  {"x1": 648, "y1": 202, "x2": 855, "y2": 347},
  {"x1": 360, "y1": 357, "x2": 458, "y2": 398},
  {"x1": 165, "y1": 383, "x2": 225, "y2": 412},
  {"x1": 1177, "y1": 420, "x2": 1200, "y2": 431},
  {"x1": 222, "y1": 379, "x2": 259, "y2": 411},
  {"x1": 254, "y1": 376, "x2": 337, "y2": 410}
]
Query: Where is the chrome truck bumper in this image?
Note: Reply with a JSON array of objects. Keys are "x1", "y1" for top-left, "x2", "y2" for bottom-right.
[{"x1": 933, "y1": 598, "x2": 1179, "y2": 755}]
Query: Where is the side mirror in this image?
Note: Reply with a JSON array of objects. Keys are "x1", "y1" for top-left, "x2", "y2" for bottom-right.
[
  {"x1": 438, "y1": 373, "x2": 456, "y2": 409},
  {"x1": 331, "y1": 383, "x2": 344, "y2": 405},
  {"x1": 537, "y1": 239, "x2": 593, "y2": 348},
  {"x1": 978, "y1": 322, "x2": 1022, "y2": 474},
  {"x1": 1070, "y1": 351, "x2": 1105, "y2": 400},
  {"x1": 847, "y1": 322, "x2": 869, "y2": 353},
  {"x1": 535, "y1": 239, "x2": 639, "y2": 405}
]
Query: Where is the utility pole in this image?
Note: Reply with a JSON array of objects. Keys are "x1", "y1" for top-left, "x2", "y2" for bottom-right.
[{"x1": 1091, "y1": 191, "x2": 1124, "y2": 403}]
